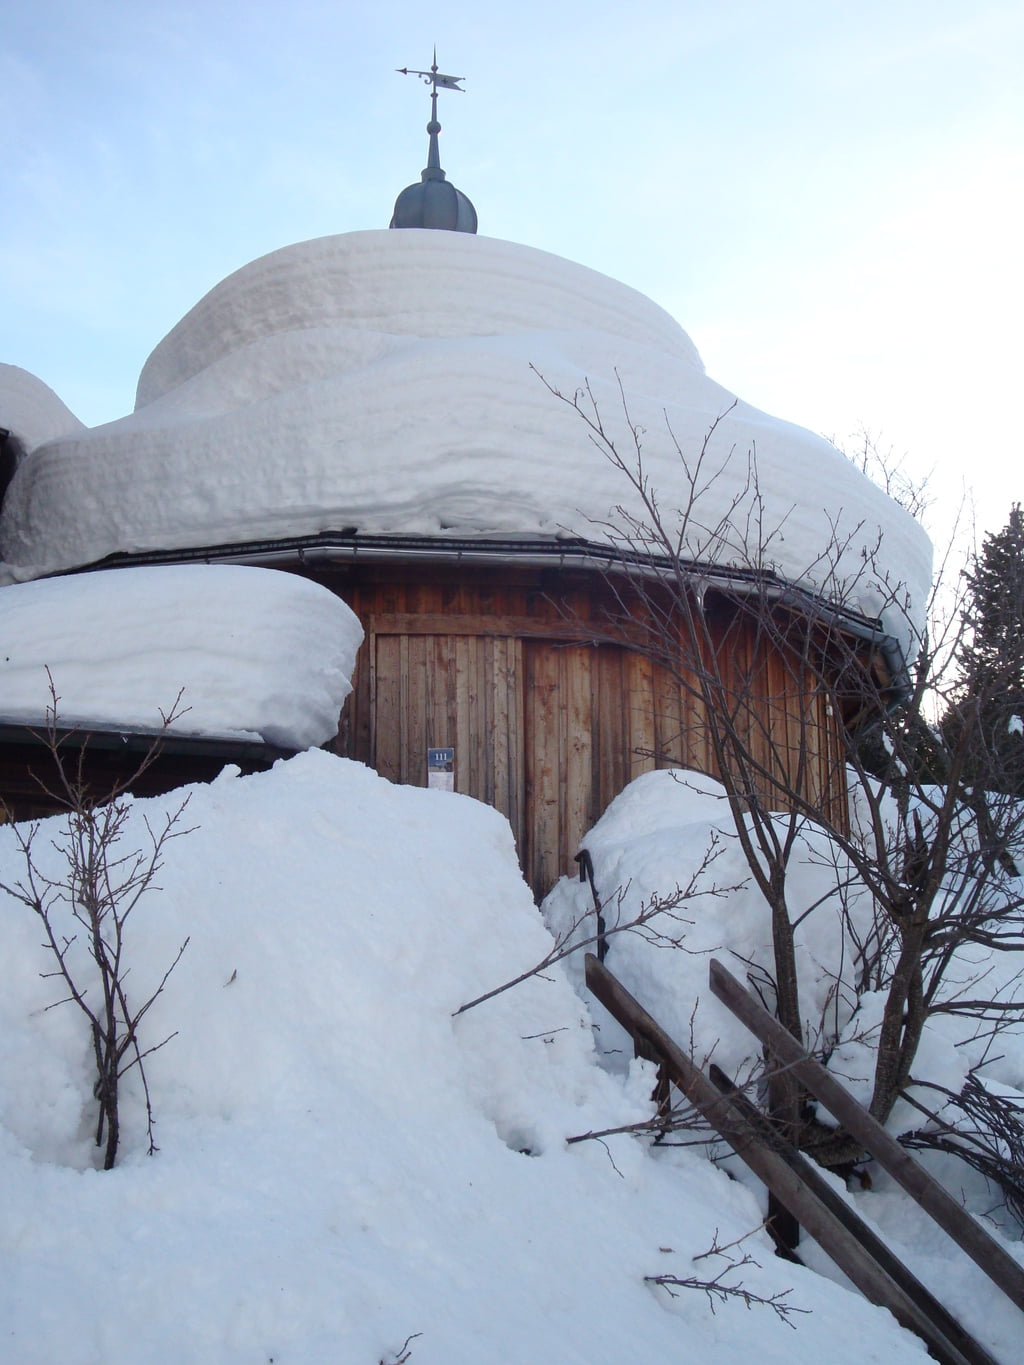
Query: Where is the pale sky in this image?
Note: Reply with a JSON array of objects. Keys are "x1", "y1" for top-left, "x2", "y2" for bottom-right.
[{"x1": 4, "y1": 0, "x2": 1022, "y2": 546}]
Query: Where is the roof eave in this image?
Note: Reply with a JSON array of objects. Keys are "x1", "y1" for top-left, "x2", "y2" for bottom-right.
[{"x1": 44, "y1": 529, "x2": 911, "y2": 701}]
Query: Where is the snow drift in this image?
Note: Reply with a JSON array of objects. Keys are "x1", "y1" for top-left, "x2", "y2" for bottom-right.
[
  {"x1": 542, "y1": 765, "x2": 1024, "y2": 1360},
  {"x1": 543, "y1": 768, "x2": 1024, "y2": 1123},
  {"x1": 0, "y1": 752, "x2": 942, "y2": 1364}
]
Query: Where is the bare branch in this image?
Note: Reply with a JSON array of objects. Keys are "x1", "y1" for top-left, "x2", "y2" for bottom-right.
[
  {"x1": 645, "y1": 1227, "x2": 808, "y2": 1325},
  {"x1": 455, "y1": 838, "x2": 740, "y2": 1016},
  {"x1": 0, "y1": 684, "x2": 193, "y2": 1168}
]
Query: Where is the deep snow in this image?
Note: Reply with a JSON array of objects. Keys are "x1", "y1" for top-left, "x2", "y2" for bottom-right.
[
  {"x1": 0, "y1": 231, "x2": 931, "y2": 652},
  {"x1": 543, "y1": 766, "x2": 1024, "y2": 1361},
  {"x1": 0, "y1": 564, "x2": 362, "y2": 749},
  {"x1": 1, "y1": 752, "x2": 1021, "y2": 1363}
]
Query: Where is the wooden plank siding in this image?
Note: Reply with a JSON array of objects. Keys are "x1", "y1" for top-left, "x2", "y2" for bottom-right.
[{"x1": 305, "y1": 564, "x2": 848, "y2": 898}]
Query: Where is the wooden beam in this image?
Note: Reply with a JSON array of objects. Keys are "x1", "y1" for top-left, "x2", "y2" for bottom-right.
[
  {"x1": 709, "y1": 1065, "x2": 999, "y2": 1365},
  {"x1": 584, "y1": 955, "x2": 986, "y2": 1365},
  {"x1": 709, "y1": 957, "x2": 1024, "y2": 1316},
  {"x1": 372, "y1": 612, "x2": 649, "y2": 646},
  {"x1": 373, "y1": 612, "x2": 593, "y2": 640}
]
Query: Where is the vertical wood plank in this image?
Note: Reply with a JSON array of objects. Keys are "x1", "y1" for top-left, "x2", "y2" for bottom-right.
[
  {"x1": 626, "y1": 651, "x2": 657, "y2": 783},
  {"x1": 595, "y1": 646, "x2": 626, "y2": 817},
  {"x1": 482, "y1": 638, "x2": 497, "y2": 808},
  {"x1": 563, "y1": 645, "x2": 594, "y2": 879},
  {"x1": 653, "y1": 660, "x2": 686, "y2": 769},
  {"x1": 505, "y1": 637, "x2": 526, "y2": 856},
  {"x1": 490, "y1": 637, "x2": 509, "y2": 817},
  {"x1": 352, "y1": 623, "x2": 374, "y2": 763},
  {"x1": 525, "y1": 643, "x2": 562, "y2": 895},
  {"x1": 454, "y1": 635, "x2": 474, "y2": 798},
  {"x1": 374, "y1": 635, "x2": 403, "y2": 783},
  {"x1": 405, "y1": 635, "x2": 426, "y2": 784},
  {"x1": 439, "y1": 636, "x2": 453, "y2": 759}
]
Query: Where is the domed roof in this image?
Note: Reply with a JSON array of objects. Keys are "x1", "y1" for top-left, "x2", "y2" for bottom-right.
[
  {"x1": 0, "y1": 229, "x2": 931, "y2": 650},
  {"x1": 390, "y1": 173, "x2": 477, "y2": 234}
]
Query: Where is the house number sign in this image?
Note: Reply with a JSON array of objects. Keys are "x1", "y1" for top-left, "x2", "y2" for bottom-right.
[{"x1": 427, "y1": 747, "x2": 455, "y2": 792}]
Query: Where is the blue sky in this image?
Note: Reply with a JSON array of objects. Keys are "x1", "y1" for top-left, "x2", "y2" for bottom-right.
[{"x1": 4, "y1": 0, "x2": 1022, "y2": 540}]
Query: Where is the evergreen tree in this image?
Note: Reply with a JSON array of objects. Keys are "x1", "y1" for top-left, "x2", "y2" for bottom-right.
[{"x1": 952, "y1": 504, "x2": 1024, "y2": 793}]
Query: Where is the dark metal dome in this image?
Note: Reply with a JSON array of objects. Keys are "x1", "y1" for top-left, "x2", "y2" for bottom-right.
[{"x1": 390, "y1": 169, "x2": 478, "y2": 233}]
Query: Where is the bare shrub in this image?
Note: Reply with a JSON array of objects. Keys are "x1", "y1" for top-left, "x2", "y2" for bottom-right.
[{"x1": 0, "y1": 676, "x2": 194, "y2": 1168}]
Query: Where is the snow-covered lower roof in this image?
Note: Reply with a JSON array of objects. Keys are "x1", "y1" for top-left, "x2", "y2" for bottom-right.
[
  {"x1": 0, "y1": 230, "x2": 931, "y2": 647},
  {"x1": 0, "y1": 565, "x2": 363, "y2": 750}
]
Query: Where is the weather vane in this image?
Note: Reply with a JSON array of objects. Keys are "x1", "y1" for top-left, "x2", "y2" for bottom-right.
[{"x1": 396, "y1": 47, "x2": 466, "y2": 103}]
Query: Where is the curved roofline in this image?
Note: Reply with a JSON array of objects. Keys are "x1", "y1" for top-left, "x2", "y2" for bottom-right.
[{"x1": 52, "y1": 529, "x2": 909, "y2": 696}]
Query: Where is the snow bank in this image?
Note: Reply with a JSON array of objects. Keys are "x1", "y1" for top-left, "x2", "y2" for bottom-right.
[
  {"x1": 0, "y1": 231, "x2": 931, "y2": 649},
  {"x1": 0, "y1": 752, "x2": 932, "y2": 1363},
  {"x1": 543, "y1": 767, "x2": 1024, "y2": 1358},
  {"x1": 544, "y1": 768, "x2": 1024, "y2": 1109},
  {"x1": 0, "y1": 564, "x2": 362, "y2": 748},
  {"x1": 542, "y1": 768, "x2": 871, "y2": 1080}
]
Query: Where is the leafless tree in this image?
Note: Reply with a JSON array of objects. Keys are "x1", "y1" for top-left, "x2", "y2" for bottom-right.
[
  {"x1": 0, "y1": 676, "x2": 194, "y2": 1169},
  {"x1": 539, "y1": 373, "x2": 1024, "y2": 1192},
  {"x1": 836, "y1": 425, "x2": 933, "y2": 522}
]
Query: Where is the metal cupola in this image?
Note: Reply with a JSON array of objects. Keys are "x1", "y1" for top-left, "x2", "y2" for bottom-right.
[{"x1": 391, "y1": 50, "x2": 478, "y2": 233}]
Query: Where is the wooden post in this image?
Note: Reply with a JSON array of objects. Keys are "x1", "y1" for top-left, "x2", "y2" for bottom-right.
[
  {"x1": 584, "y1": 954, "x2": 987, "y2": 1365},
  {"x1": 709, "y1": 1065, "x2": 999, "y2": 1365},
  {"x1": 709, "y1": 957, "x2": 1024, "y2": 1316}
]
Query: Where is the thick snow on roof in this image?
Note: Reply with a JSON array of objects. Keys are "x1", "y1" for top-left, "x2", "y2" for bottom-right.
[
  {"x1": 0, "y1": 363, "x2": 84, "y2": 464},
  {"x1": 0, "y1": 230, "x2": 931, "y2": 644},
  {"x1": 0, "y1": 565, "x2": 362, "y2": 749}
]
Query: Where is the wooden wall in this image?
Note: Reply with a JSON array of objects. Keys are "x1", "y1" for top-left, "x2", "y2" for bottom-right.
[{"x1": 307, "y1": 563, "x2": 846, "y2": 898}]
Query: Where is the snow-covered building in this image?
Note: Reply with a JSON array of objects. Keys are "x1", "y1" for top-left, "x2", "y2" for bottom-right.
[{"x1": 0, "y1": 72, "x2": 931, "y2": 893}]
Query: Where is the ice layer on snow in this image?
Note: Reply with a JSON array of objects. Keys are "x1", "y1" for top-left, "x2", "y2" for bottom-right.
[
  {"x1": 0, "y1": 564, "x2": 362, "y2": 748},
  {"x1": 0, "y1": 231, "x2": 931, "y2": 648}
]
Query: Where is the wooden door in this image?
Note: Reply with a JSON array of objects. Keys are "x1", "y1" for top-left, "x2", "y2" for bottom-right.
[
  {"x1": 523, "y1": 642, "x2": 691, "y2": 892},
  {"x1": 356, "y1": 611, "x2": 717, "y2": 897},
  {"x1": 366, "y1": 628, "x2": 686, "y2": 896},
  {"x1": 371, "y1": 631, "x2": 526, "y2": 851},
  {"x1": 329, "y1": 572, "x2": 849, "y2": 897},
  {"x1": 524, "y1": 642, "x2": 595, "y2": 894}
]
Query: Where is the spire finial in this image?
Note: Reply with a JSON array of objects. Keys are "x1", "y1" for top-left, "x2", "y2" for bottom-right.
[
  {"x1": 396, "y1": 51, "x2": 466, "y2": 182},
  {"x1": 391, "y1": 52, "x2": 477, "y2": 233}
]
